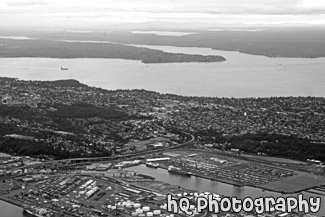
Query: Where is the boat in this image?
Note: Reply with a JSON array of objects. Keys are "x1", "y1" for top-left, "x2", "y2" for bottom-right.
[
  {"x1": 168, "y1": 166, "x2": 192, "y2": 177},
  {"x1": 23, "y1": 205, "x2": 52, "y2": 217},
  {"x1": 146, "y1": 162, "x2": 159, "y2": 168},
  {"x1": 60, "y1": 67, "x2": 69, "y2": 70}
]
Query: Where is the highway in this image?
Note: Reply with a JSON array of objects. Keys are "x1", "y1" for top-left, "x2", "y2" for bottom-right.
[{"x1": 9, "y1": 131, "x2": 194, "y2": 171}]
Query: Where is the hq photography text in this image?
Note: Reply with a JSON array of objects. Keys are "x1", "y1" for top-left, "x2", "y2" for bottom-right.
[{"x1": 167, "y1": 194, "x2": 321, "y2": 215}]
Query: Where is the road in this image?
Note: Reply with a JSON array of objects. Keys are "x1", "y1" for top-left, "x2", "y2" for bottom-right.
[{"x1": 9, "y1": 131, "x2": 194, "y2": 171}]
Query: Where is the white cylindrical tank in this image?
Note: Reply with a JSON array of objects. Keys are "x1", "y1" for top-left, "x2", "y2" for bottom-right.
[
  {"x1": 147, "y1": 212, "x2": 153, "y2": 217},
  {"x1": 107, "y1": 205, "x2": 112, "y2": 209},
  {"x1": 134, "y1": 203, "x2": 141, "y2": 208},
  {"x1": 112, "y1": 206, "x2": 116, "y2": 210},
  {"x1": 136, "y1": 209, "x2": 144, "y2": 214},
  {"x1": 153, "y1": 210, "x2": 161, "y2": 215},
  {"x1": 143, "y1": 206, "x2": 150, "y2": 212}
]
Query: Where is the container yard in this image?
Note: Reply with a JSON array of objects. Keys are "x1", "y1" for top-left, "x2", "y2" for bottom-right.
[
  {"x1": 141, "y1": 151, "x2": 295, "y2": 187},
  {"x1": 5, "y1": 174, "x2": 195, "y2": 217},
  {"x1": 0, "y1": 150, "x2": 324, "y2": 217},
  {"x1": 138, "y1": 150, "x2": 325, "y2": 193}
]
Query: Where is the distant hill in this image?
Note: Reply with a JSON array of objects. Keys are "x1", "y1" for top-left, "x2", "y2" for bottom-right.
[
  {"x1": 24, "y1": 28, "x2": 325, "y2": 58},
  {"x1": 0, "y1": 38, "x2": 226, "y2": 63}
]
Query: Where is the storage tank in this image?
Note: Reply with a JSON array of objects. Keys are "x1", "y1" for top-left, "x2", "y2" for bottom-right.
[
  {"x1": 143, "y1": 206, "x2": 150, "y2": 212},
  {"x1": 107, "y1": 205, "x2": 112, "y2": 209},
  {"x1": 134, "y1": 203, "x2": 141, "y2": 208},
  {"x1": 112, "y1": 206, "x2": 116, "y2": 210},
  {"x1": 147, "y1": 212, "x2": 153, "y2": 217},
  {"x1": 153, "y1": 210, "x2": 161, "y2": 215},
  {"x1": 136, "y1": 209, "x2": 144, "y2": 214}
]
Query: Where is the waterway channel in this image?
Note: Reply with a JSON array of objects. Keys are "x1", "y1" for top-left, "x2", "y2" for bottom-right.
[
  {"x1": 126, "y1": 164, "x2": 325, "y2": 215},
  {"x1": 0, "y1": 199, "x2": 26, "y2": 217}
]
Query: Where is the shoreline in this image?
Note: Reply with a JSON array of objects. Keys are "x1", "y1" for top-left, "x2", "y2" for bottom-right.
[
  {"x1": 0, "y1": 196, "x2": 23, "y2": 210},
  {"x1": 144, "y1": 163, "x2": 319, "y2": 195}
]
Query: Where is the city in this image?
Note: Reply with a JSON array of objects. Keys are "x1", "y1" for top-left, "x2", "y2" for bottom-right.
[{"x1": 0, "y1": 77, "x2": 324, "y2": 217}]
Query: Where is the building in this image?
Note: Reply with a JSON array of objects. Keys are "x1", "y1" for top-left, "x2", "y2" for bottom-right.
[{"x1": 146, "y1": 157, "x2": 170, "y2": 162}]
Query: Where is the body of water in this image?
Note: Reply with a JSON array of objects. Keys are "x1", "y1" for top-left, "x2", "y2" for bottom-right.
[
  {"x1": 0, "y1": 44, "x2": 325, "y2": 97},
  {"x1": 1, "y1": 164, "x2": 324, "y2": 216},
  {"x1": 1, "y1": 38, "x2": 324, "y2": 215},
  {"x1": 127, "y1": 164, "x2": 325, "y2": 215},
  {"x1": 0, "y1": 200, "x2": 26, "y2": 217}
]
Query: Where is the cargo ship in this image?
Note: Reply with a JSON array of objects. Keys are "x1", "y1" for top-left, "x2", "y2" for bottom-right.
[
  {"x1": 60, "y1": 67, "x2": 69, "y2": 70},
  {"x1": 145, "y1": 162, "x2": 159, "y2": 168},
  {"x1": 23, "y1": 205, "x2": 52, "y2": 217},
  {"x1": 168, "y1": 166, "x2": 192, "y2": 177}
]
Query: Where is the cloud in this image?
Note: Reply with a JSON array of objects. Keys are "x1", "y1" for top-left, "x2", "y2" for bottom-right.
[
  {"x1": 300, "y1": 0, "x2": 325, "y2": 9},
  {"x1": 151, "y1": 0, "x2": 325, "y2": 15},
  {"x1": 1, "y1": 0, "x2": 325, "y2": 28},
  {"x1": 3, "y1": 0, "x2": 325, "y2": 15},
  {"x1": 6, "y1": 0, "x2": 48, "y2": 7}
]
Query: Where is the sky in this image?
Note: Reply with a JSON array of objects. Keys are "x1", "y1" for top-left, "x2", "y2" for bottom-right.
[{"x1": 1, "y1": 0, "x2": 325, "y2": 29}]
